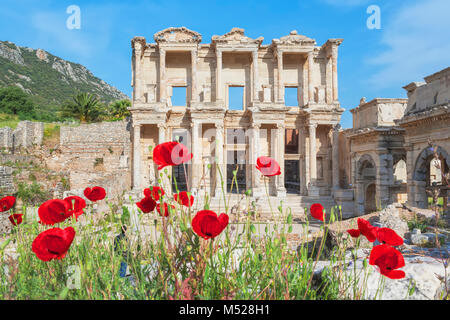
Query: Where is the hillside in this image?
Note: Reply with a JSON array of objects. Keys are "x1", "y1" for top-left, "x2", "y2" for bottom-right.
[{"x1": 0, "y1": 40, "x2": 128, "y2": 108}]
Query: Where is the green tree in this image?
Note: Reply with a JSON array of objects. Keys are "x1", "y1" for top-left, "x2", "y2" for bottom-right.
[
  {"x1": 0, "y1": 86, "x2": 35, "y2": 117},
  {"x1": 109, "y1": 99, "x2": 131, "y2": 120},
  {"x1": 61, "y1": 92, "x2": 104, "y2": 122}
]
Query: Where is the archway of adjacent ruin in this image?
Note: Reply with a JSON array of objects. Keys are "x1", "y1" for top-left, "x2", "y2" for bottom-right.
[
  {"x1": 356, "y1": 154, "x2": 377, "y2": 214},
  {"x1": 412, "y1": 145, "x2": 450, "y2": 209}
]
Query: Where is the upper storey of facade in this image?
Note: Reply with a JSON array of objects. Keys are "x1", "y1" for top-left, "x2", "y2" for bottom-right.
[
  {"x1": 350, "y1": 98, "x2": 408, "y2": 130},
  {"x1": 398, "y1": 67, "x2": 450, "y2": 127},
  {"x1": 130, "y1": 27, "x2": 344, "y2": 118}
]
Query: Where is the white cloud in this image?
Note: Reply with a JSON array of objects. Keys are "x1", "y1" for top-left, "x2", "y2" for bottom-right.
[{"x1": 367, "y1": 0, "x2": 450, "y2": 88}]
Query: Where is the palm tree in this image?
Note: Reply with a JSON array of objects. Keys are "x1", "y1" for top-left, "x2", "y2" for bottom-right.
[
  {"x1": 109, "y1": 99, "x2": 131, "y2": 120},
  {"x1": 62, "y1": 92, "x2": 104, "y2": 122}
]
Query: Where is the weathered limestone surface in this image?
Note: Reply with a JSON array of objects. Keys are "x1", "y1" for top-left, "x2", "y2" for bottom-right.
[
  {"x1": 57, "y1": 120, "x2": 132, "y2": 200},
  {"x1": 0, "y1": 121, "x2": 43, "y2": 150},
  {"x1": 0, "y1": 166, "x2": 14, "y2": 196},
  {"x1": 129, "y1": 27, "x2": 345, "y2": 214}
]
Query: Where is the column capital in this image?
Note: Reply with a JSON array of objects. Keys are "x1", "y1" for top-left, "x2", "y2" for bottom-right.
[
  {"x1": 157, "y1": 123, "x2": 167, "y2": 129},
  {"x1": 309, "y1": 122, "x2": 318, "y2": 129},
  {"x1": 216, "y1": 49, "x2": 222, "y2": 58},
  {"x1": 251, "y1": 122, "x2": 261, "y2": 130},
  {"x1": 276, "y1": 122, "x2": 285, "y2": 129},
  {"x1": 215, "y1": 122, "x2": 223, "y2": 130}
]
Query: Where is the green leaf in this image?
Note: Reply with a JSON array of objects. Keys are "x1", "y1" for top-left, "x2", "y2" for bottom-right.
[
  {"x1": 287, "y1": 213, "x2": 293, "y2": 225},
  {"x1": 250, "y1": 224, "x2": 256, "y2": 234},
  {"x1": 58, "y1": 287, "x2": 69, "y2": 300}
]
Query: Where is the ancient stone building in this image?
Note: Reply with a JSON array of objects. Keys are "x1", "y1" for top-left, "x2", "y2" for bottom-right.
[
  {"x1": 342, "y1": 98, "x2": 408, "y2": 215},
  {"x1": 397, "y1": 67, "x2": 450, "y2": 211},
  {"x1": 129, "y1": 27, "x2": 345, "y2": 215}
]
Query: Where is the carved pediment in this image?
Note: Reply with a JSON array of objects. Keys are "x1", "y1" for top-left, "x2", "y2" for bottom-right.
[
  {"x1": 212, "y1": 28, "x2": 263, "y2": 46},
  {"x1": 153, "y1": 27, "x2": 202, "y2": 44},
  {"x1": 272, "y1": 30, "x2": 316, "y2": 46}
]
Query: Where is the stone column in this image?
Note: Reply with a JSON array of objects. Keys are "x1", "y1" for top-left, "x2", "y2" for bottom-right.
[
  {"x1": 191, "y1": 121, "x2": 202, "y2": 191},
  {"x1": 332, "y1": 124, "x2": 340, "y2": 190},
  {"x1": 250, "y1": 123, "x2": 261, "y2": 197},
  {"x1": 326, "y1": 51, "x2": 333, "y2": 104},
  {"x1": 157, "y1": 123, "x2": 169, "y2": 190},
  {"x1": 308, "y1": 51, "x2": 314, "y2": 105},
  {"x1": 214, "y1": 123, "x2": 225, "y2": 197},
  {"x1": 331, "y1": 45, "x2": 338, "y2": 103},
  {"x1": 308, "y1": 123, "x2": 319, "y2": 196},
  {"x1": 377, "y1": 151, "x2": 393, "y2": 210},
  {"x1": 276, "y1": 123, "x2": 286, "y2": 197},
  {"x1": 277, "y1": 50, "x2": 284, "y2": 104},
  {"x1": 133, "y1": 124, "x2": 141, "y2": 190},
  {"x1": 299, "y1": 126, "x2": 306, "y2": 195},
  {"x1": 159, "y1": 48, "x2": 166, "y2": 103},
  {"x1": 191, "y1": 49, "x2": 198, "y2": 102},
  {"x1": 133, "y1": 44, "x2": 143, "y2": 102},
  {"x1": 216, "y1": 49, "x2": 223, "y2": 102},
  {"x1": 252, "y1": 50, "x2": 259, "y2": 102}
]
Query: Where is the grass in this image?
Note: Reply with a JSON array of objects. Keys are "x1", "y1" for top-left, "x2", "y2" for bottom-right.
[
  {"x1": 0, "y1": 113, "x2": 20, "y2": 129},
  {"x1": 0, "y1": 169, "x2": 421, "y2": 300}
]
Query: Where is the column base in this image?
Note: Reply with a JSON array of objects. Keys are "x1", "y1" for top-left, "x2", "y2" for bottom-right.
[
  {"x1": 276, "y1": 187, "x2": 287, "y2": 198},
  {"x1": 308, "y1": 185, "x2": 320, "y2": 197}
]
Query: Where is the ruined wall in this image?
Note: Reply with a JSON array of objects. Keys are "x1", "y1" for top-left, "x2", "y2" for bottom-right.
[
  {"x1": 0, "y1": 121, "x2": 44, "y2": 149},
  {"x1": 0, "y1": 166, "x2": 14, "y2": 196},
  {"x1": 57, "y1": 120, "x2": 132, "y2": 200}
]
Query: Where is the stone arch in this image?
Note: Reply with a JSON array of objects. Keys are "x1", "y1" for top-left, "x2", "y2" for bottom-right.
[
  {"x1": 355, "y1": 154, "x2": 377, "y2": 215},
  {"x1": 413, "y1": 146, "x2": 450, "y2": 182},
  {"x1": 412, "y1": 145, "x2": 450, "y2": 208},
  {"x1": 357, "y1": 154, "x2": 376, "y2": 180}
]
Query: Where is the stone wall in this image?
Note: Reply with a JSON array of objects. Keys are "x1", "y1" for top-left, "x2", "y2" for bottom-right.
[
  {"x1": 0, "y1": 166, "x2": 14, "y2": 196},
  {"x1": 0, "y1": 121, "x2": 44, "y2": 150},
  {"x1": 58, "y1": 120, "x2": 132, "y2": 200}
]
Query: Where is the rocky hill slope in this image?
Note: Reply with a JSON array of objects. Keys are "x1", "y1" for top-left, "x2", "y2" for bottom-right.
[{"x1": 0, "y1": 40, "x2": 128, "y2": 106}]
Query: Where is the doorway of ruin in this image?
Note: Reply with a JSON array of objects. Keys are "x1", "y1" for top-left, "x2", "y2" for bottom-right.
[
  {"x1": 226, "y1": 128, "x2": 247, "y2": 194},
  {"x1": 171, "y1": 128, "x2": 190, "y2": 192},
  {"x1": 365, "y1": 183, "x2": 377, "y2": 214},
  {"x1": 285, "y1": 128, "x2": 300, "y2": 194}
]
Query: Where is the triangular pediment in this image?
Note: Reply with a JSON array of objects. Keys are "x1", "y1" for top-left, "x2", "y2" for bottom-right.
[
  {"x1": 273, "y1": 30, "x2": 316, "y2": 46},
  {"x1": 153, "y1": 27, "x2": 202, "y2": 44},
  {"x1": 212, "y1": 28, "x2": 263, "y2": 46}
]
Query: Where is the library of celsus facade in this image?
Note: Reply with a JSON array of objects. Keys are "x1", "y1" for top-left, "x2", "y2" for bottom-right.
[{"x1": 128, "y1": 27, "x2": 345, "y2": 214}]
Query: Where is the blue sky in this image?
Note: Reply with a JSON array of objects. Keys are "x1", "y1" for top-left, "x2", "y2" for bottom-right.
[{"x1": 1, "y1": 0, "x2": 449, "y2": 128}]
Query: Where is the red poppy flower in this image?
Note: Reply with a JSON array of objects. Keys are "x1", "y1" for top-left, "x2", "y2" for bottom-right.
[
  {"x1": 347, "y1": 229, "x2": 361, "y2": 238},
  {"x1": 256, "y1": 156, "x2": 281, "y2": 177},
  {"x1": 357, "y1": 218, "x2": 379, "y2": 242},
  {"x1": 136, "y1": 196, "x2": 157, "y2": 213},
  {"x1": 192, "y1": 210, "x2": 229, "y2": 240},
  {"x1": 153, "y1": 141, "x2": 193, "y2": 170},
  {"x1": 310, "y1": 203, "x2": 325, "y2": 221},
  {"x1": 369, "y1": 244, "x2": 405, "y2": 279},
  {"x1": 0, "y1": 196, "x2": 15, "y2": 212},
  {"x1": 9, "y1": 214, "x2": 23, "y2": 226},
  {"x1": 32, "y1": 227, "x2": 76, "y2": 262},
  {"x1": 83, "y1": 186, "x2": 106, "y2": 202},
  {"x1": 38, "y1": 199, "x2": 71, "y2": 225},
  {"x1": 174, "y1": 191, "x2": 194, "y2": 207},
  {"x1": 376, "y1": 228, "x2": 404, "y2": 246},
  {"x1": 64, "y1": 196, "x2": 86, "y2": 219},
  {"x1": 156, "y1": 202, "x2": 175, "y2": 217},
  {"x1": 144, "y1": 186, "x2": 165, "y2": 201}
]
